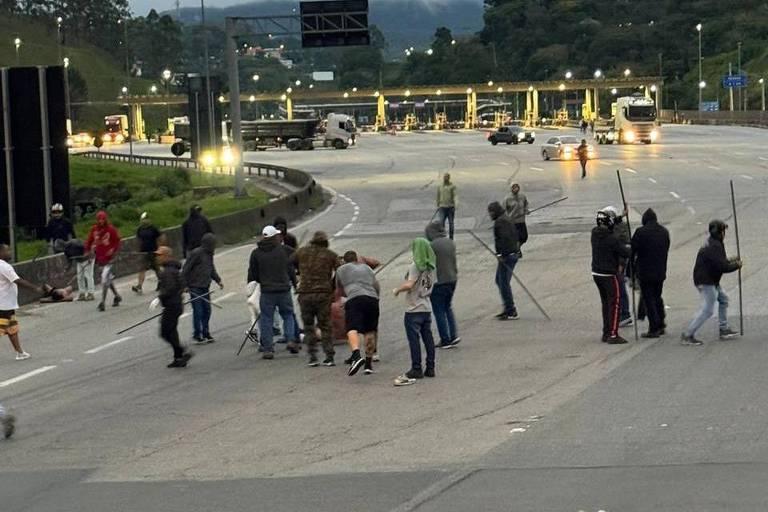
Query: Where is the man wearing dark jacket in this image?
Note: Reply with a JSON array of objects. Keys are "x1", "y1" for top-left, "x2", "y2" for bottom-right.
[
  {"x1": 591, "y1": 209, "x2": 631, "y2": 344},
  {"x1": 45, "y1": 203, "x2": 75, "y2": 253},
  {"x1": 631, "y1": 209, "x2": 670, "y2": 338},
  {"x1": 182, "y1": 233, "x2": 223, "y2": 344},
  {"x1": 681, "y1": 220, "x2": 742, "y2": 345},
  {"x1": 154, "y1": 246, "x2": 193, "y2": 368},
  {"x1": 182, "y1": 205, "x2": 213, "y2": 257},
  {"x1": 488, "y1": 201, "x2": 520, "y2": 320},
  {"x1": 248, "y1": 225, "x2": 297, "y2": 359},
  {"x1": 426, "y1": 221, "x2": 460, "y2": 348},
  {"x1": 273, "y1": 216, "x2": 298, "y2": 249}
]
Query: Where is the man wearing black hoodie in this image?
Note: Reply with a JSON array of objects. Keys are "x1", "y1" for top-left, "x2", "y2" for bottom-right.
[
  {"x1": 591, "y1": 209, "x2": 631, "y2": 344},
  {"x1": 182, "y1": 233, "x2": 223, "y2": 344},
  {"x1": 248, "y1": 225, "x2": 297, "y2": 359},
  {"x1": 631, "y1": 209, "x2": 670, "y2": 338},
  {"x1": 273, "y1": 216, "x2": 298, "y2": 249},
  {"x1": 182, "y1": 205, "x2": 213, "y2": 257},
  {"x1": 153, "y1": 246, "x2": 193, "y2": 368},
  {"x1": 488, "y1": 201, "x2": 520, "y2": 320},
  {"x1": 680, "y1": 220, "x2": 742, "y2": 345},
  {"x1": 425, "y1": 221, "x2": 460, "y2": 348}
]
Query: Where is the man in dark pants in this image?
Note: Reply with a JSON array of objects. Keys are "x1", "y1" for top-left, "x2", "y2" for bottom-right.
[
  {"x1": 132, "y1": 212, "x2": 162, "y2": 294},
  {"x1": 436, "y1": 173, "x2": 457, "y2": 240},
  {"x1": 425, "y1": 221, "x2": 460, "y2": 348},
  {"x1": 504, "y1": 183, "x2": 529, "y2": 252},
  {"x1": 591, "y1": 209, "x2": 631, "y2": 344},
  {"x1": 488, "y1": 201, "x2": 520, "y2": 320},
  {"x1": 45, "y1": 203, "x2": 75, "y2": 253},
  {"x1": 577, "y1": 139, "x2": 589, "y2": 179},
  {"x1": 631, "y1": 208, "x2": 670, "y2": 338},
  {"x1": 293, "y1": 231, "x2": 339, "y2": 367},
  {"x1": 182, "y1": 233, "x2": 223, "y2": 344},
  {"x1": 154, "y1": 246, "x2": 193, "y2": 368}
]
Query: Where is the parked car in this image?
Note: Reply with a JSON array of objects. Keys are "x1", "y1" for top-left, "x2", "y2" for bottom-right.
[
  {"x1": 540, "y1": 135, "x2": 595, "y2": 161},
  {"x1": 488, "y1": 126, "x2": 536, "y2": 145}
]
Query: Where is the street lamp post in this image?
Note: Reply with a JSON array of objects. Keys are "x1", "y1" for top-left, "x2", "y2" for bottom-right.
[
  {"x1": 56, "y1": 17, "x2": 63, "y2": 64},
  {"x1": 696, "y1": 23, "x2": 703, "y2": 116},
  {"x1": 162, "y1": 69, "x2": 172, "y2": 123},
  {"x1": 201, "y1": 0, "x2": 216, "y2": 151},
  {"x1": 63, "y1": 57, "x2": 71, "y2": 121},
  {"x1": 760, "y1": 78, "x2": 765, "y2": 111},
  {"x1": 13, "y1": 38, "x2": 21, "y2": 65},
  {"x1": 737, "y1": 41, "x2": 743, "y2": 111}
]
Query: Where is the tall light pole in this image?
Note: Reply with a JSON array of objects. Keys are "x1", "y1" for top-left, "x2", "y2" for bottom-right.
[
  {"x1": 201, "y1": 0, "x2": 215, "y2": 151},
  {"x1": 737, "y1": 41, "x2": 743, "y2": 110},
  {"x1": 56, "y1": 17, "x2": 63, "y2": 64},
  {"x1": 13, "y1": 38, "x2": 21, "y2": 65},
  {"x1": 162, "y1": 68, "x2": 172, "y2": 123},
  {"x1": 696, "y1": 23, "x2": 703, "y2": 115},
  {"x1": 63, "y1": 57, "x2": 71, "y2": 121},
  {"x1": 760, "y1": 78, "x2": 765, "y2": 112}
]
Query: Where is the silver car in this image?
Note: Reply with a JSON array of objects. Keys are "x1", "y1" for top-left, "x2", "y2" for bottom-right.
[{"x1": 540, "y1": 135, "x2": 595, "y2": 161}]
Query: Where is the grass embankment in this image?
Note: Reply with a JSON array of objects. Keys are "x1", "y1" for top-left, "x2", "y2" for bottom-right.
[{"x1": 17, "y1": 157, "x2": 270, "y2": 261}]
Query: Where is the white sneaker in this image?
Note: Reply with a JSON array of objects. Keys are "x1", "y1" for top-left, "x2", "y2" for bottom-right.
[
  {"x1": 15, "y1": 351, "x2": 31, "y2": 361},
  {"x1": 372, "y1": 353, "x2": 380, "y2": 362}
]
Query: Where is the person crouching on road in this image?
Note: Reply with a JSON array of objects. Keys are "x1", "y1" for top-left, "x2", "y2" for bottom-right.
[
  {"x1": 591, "y1": 209, "x2": 631, "y2": 344},
  {"x1": 488, "y1": 201, "x2": 520, "y2": 320},
  {"x1": 393, "y1": 238, "x2": 437, "y2": 386},
  {"x1": 182, "y1": 233, "x2": 223, "y2": 344},
  {"x1": 0, "y1": 244, "x2": 43, "y2": 360},
  {"x1": 248, "y1": 226, "x2": 297, "y2": 359},
  {"x1": 85, "y1": 211, "x2": 122, "y2": 312},
  {"x1": 425, "y1": 221, "x2": 460, "y2": 349},
  {"x1": 336, "y1": 251, "x2": 381, "y2": 376},
  {"x1": 631, "y1": 208, "x2": 670, "y2": 338},
  {"x1": 153, "y1": 246, "x2": 193, "y2": 368},
  {"x1": 293, "y1": 231, "x2": 339, "y2": 367},
  {"x1": 680, "y1": 220, "x2": 742, "y2": 346}
]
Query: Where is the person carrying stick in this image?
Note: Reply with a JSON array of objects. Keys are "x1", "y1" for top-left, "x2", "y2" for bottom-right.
[{"x1": 151, "y1": 246, "x2": 193, "y2": 368}]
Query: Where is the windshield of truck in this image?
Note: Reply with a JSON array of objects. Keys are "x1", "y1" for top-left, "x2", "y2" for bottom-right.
[
  {"x1": 345, "y1": 119, "x2": 356, "y2": 133},
  {"x1": 627, "y1": 105, "x2": 656, "y2": 121},
  {"x1": 105, "y1": 120, "x2": 121, "y2": 133}
]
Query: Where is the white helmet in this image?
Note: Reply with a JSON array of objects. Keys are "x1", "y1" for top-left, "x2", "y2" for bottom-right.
[
  {"x1": 601, "y1": 205, "x2": 620, "y2": 218},
  {"x1": 51, "y1": 203, "x2": 64, "y2": 212}
]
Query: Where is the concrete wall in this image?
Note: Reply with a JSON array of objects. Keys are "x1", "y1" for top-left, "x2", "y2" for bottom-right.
[{"x1": 15, "y1": 165, "x2": 325, "y2": 305}]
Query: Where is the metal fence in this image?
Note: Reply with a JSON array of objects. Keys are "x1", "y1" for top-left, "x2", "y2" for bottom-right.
[{"x1": 659, "y1": 109, "x2": 768, "y2": 127}]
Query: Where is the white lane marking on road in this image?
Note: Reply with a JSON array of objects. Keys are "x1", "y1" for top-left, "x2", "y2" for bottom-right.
[
  {"x1": 499, "y1": 162, "x2": 511, "y2": 166},
  {"x1": 85, "y1": 336, "x2": 134, "y2": 354},
  {"x1": 740, "y1": 174, "x2": 754, "y2": 180},
  {"x1": 349, "y1": 201, "x2": 358, "y2": 207},
  {"x1": 530, "y1": 167, "x2": 544, "y2": 172},
  {"x1": 648, "y1": 177, "x2": 657, "y2": 184},
  {"x1": 599, "y1": 161, "x2": 612, "y2": 166},
  {"x1": 0, "y1": 366, "x2": 57, "y2": 387},
  {"x1": 687, "y1": 206, "x2": 696, "y2": 215},
  {"x1": 669, "y1": 191, "x2": 681, "y2": 199},
  {"x1": 624, "y1": 167, "x2": 637, "y2": 174},
  {"x1": 708, "y1": 165, "x2": 721, "y2": 170},
  {"x1": 351, "y1": 215, "x2": 359, "y2": 222},
  {"x1": 759, "y1": 156, "x2": 768, "y2": 161},
  {"x1": 509, "y1": 427, "x2": 527, "y2": 433}
]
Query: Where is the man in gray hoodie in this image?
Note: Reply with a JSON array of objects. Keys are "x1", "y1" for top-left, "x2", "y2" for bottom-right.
[
  {"x1": 504, "y1": 183, "x2": 529, "y2": 253},
  {"x1": 181, "y1": 233, "x2": 223, "y2": 344},
  {"x1": 425, "y1": 221, "x2": 460, "y2": 348}
]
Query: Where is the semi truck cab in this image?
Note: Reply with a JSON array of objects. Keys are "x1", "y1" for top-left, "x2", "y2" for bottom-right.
[{"x1": 595, "y1": 96, "x2": 660, "y2": 145}]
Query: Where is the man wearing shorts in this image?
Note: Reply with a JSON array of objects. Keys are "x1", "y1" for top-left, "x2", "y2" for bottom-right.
[
  {"x1": 336, "y1": 250, "x2": 381, "y2": 376},
  {"x1": 85, "y1": 211, "x2": 122, "y2": 312},
  {"x1": 0, "y1": 244, "x2": 43, "y2": 360}
]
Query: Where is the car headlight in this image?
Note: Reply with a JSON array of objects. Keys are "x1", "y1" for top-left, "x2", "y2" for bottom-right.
[
  {"x1": 66, "y1": 138, "x2": 73, "y2": 147},
  {"x1": 220, "y1": 147, "x2": 236, "y2": 165},
  {"x1": 200, "y1": 151, "x2": 217, "y2": 168},
  {"x1": 115, "y1": 134, "x2": 124, "y2": 143},
  {"x1": 624, "y1": 130, "x2": 635, "y2": 143},
  {"x1": 650, "y1": 129, "x2": 659, "y2": 141},
  {"x1": 530, "y1": 131, "x2": 536, "y2": 138},
  {"x1": 517, "y1": 133, "x2": 524, "y2": 139},
  {"x1": 103, "y1": 133, "x2": 111, "y2": 142}
]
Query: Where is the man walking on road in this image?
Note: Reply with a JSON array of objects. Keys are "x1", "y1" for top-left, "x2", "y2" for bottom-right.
[
  {"x1": 591, "y1": 209, "x2": 631, "y2": 344},
  {"x1": 488, "y1": 201, "x2": 520, "y2": 320},
  {"x1": 293, "y1": 231, "x2": 339, "y2": 367},
  {"x1": 153, "y1": 246, "x2": 193, "y2": 368},
  {"x1": 182, "y1": 205, "x2": 213, "y2": 258},
  {"x1": 0, "y1": 244, "x2": 42, "y2": 360},
  {"x1": 631, "y1": 208, "x2": 670, "y2": 338},
  {"x1": 248, "y1": 226, "x2": 297, "y2": 359},
  {"x1": 504, "y1": 182, "x2": 529, "y2": 253},
  {"x1": 182, "y1": 233, "x2": 223, "y2": 344},
  {"x1": 132, "y1": 212, "x2": 163, "y2": 295},
  {"x1": 85, "y1": 211, "x2": 121, "y2": 312},
  {"x1": 336, "y1": 250, "x2": 380, "y2": 375},
  {"x1": 578, "y1": 139, "x2": 590, "y2": 179},
  {"x1": 425, "y1": 221, "x2": 460, "y2": 348},
  {"x1": 393, "y1": 238, "x2": 437, "y2": 386},
  {"x1": 436, "y1": 173, "x2": 457, "y2": 239},
  {"x1": 680, "y1": 220, "x2": 742, "y2": 345}
]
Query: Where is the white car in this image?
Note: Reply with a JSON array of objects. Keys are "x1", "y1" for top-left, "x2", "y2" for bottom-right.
[{"x1": 540, "y1": 135, "x2": 595, "y2": 161}]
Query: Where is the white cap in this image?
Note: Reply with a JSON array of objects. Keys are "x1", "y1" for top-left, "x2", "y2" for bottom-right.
[
  {"x1": 140, "y1": 211, "x2": 148, "y2": 220},
  {"x1": 262, "y1": 225, "x2": 281, "y2": 238}
]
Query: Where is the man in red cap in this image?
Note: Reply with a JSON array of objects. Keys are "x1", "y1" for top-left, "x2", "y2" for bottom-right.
[{"x1": 85, "y1": 211, "x2": 122, "y2": 312}]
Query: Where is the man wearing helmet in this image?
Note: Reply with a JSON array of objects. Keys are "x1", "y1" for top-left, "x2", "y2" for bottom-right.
[
  {"x1": 44, "y1": 203, "x2": 75, "y2": 254},
  {"x1": 591, "y1": 208, "x2": 631, "y2": 344},
  {"x1": 680, "y1": 220, "x2": 742, "y2": 345}
]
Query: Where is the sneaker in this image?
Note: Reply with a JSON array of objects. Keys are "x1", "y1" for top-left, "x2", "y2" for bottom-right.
[
  {"x1": 394, "y1": 374, "x2": 416, "y2": 386},
  {"x1": 343, "y1": 354, "x2": 353, "y2": 365},
  {"x1": 363, "y1": 359, "x2": 374, "y2": 374},
  {"x1": 286, "y1": 341, "x2": 300, "y2": 354},
  {"x1": 167, "y1": 352, "x2": 193, "y2": 368},
  {"x1": 15, "y1": 351, "x2": 31, "y2": 361},
  {"x1": 193, "y1": 336, "x2": 207, "y2": 345},
  {"x1": 347, "y1": 352, "x2": 364, "y2": 376},
  {"x1": 450, "y1": 337, "x2": 462, "y2": 346},
  {"x1": 405, "y1": 368, "x2": 424, "y2": 379},
  {"x1": 262, "y1": 351, "x2": 275, "y2": 360},
  {"x1": 112, "y1": 295, "x2": 122, "y2": 307},
  {"x1": 203, "y1": 335, "x2": 216, "y2": 344},
  {"x1": 619, "y1": 317, "x2": 633, "y2": 327},
  {"x1": 601, "y1": 335, "x2": 609, "y2": 343},
  {"x1": 77, "y1": 293, "x2": 86, "y2": 301},
  {"x1": 494, "y1": 312, "x2": 507, "y2": 319},
  {"x1": 497, "y1": 313, "x2": 518, "y2": 321},
  {"x1": 97, "y1": 302, "x2": 105, "y2": 312},
  {"x1": 372, "y1": 353, "x2": 380, "y2": 362},
  {"x1": 131, "y1": 285, "x2": 142, "y2": 295},
  {"x1": 437, "y1": 340, "x2": 455, "y2": 349},
  {"x1": 307, "y1": 355, "x2": 319, "y2": 367},
  {"x1": 606, "y1": 335, "x2": 628, "y2": 345},
  {"x1": 2, "y1": 414, "x2": 15, "y2": 439},
  {"x1": 719, "y1": 328, "x2": 739, "y2": 340},
  {"x1": 424, "y1": 368, "x2": 436, "y2": 378},
  {"x1": 641, "y1": 331, "x2": 661, "y2": 339},
  {"x1": 322, "y1": 356, "x2": 336, "y2": 367},
  {"x1": 680, "y1": 334, "x2": 703, "y2": 346},
  {"x1": 85, "y1": 293, "x2": 95, "y2": 301}
]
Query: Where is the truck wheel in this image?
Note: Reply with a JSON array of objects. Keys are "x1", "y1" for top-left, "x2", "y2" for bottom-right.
[
  {"x1": 507, "y1": 140, "x2": 513, "y2": 145},
  {"x1": 527, "y1": 140, "x2": 534, "y2": 144},
  {"x1": 287, "y1": 140, "x2": 300, "y2": 151},
  {"x1": 542, "y1": 150, "x2": 550, "y2": 161},
  {"x1": 302, "y1": 139, "x2": 314, "y2": 150},
  {"x1": 333, "y1": 139, "x2": 346, "y2": 150}
]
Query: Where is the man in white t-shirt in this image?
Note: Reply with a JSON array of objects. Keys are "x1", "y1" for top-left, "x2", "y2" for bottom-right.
[{"x1": 0, "y1": 244, "x2": 43, "y2": 360}]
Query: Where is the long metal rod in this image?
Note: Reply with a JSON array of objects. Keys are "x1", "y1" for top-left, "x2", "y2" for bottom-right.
[
  {"x1": 528, "y1": 196, "x2": 568, "y2": 214},
  {"x1": 729, "y1": 179, "x2": 744, "y2": 335},
  {"x1": 2, "y1": 68, "x2": 16, "y2": 260},
  {"x1": 38, "y1": 67, "x2": 53, "y2": 220},
  {"x1": 616, "y1": 170, "x2": 638, "y2": 341},
  {"x1": 374, "y1": 245, "x2": 411, "y2": 276},
  {"x1": 467, "y1": 230, "x2": 551, "y2": 320},
  {"x1": 116, "y1": 292, "x2": 220, "y2": 335},
  {"x1": 236, "y1": 316, "x2": 260, "y2": 356}
]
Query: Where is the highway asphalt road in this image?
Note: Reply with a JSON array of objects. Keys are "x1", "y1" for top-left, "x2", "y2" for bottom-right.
[{"x1": 4, "y1": 125, "x2": 768, "y2": 511}]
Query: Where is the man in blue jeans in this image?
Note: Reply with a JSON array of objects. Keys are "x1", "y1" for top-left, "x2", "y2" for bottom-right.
[
  {"x1": 488, "y1": 202, "x2": 521, "y2": 320},
  {"x1": 425, "y1": 221, "x2": 460, "y2": 349},
  {"x1": 181, "y1": 233, "x2": 223, "y2": 344},
  {"x1": 681, "y1": 220, "x2": 742, "y2": 345}
]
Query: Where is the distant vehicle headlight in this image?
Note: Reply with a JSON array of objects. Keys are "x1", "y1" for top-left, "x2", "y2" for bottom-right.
[
  {"x1": 103, "y1": 133, "x2": 112, "y2": 142},
  {"x1": 66, "y1": 137, "x2": 73, "y2": 147},
  {"x1": 530, "y1": 131, "x2": 536, "y2": 138},
  {"x1": 624, "y1": 130, "x2": 636, "y2": 143},
  {"x1": 650, "y1": 129, "x2": 659, "y2": 142},
  {"x1": 114, "y1": 134, "x2": 124, "y2": 143},
  {"x1": 220, "y1": 146, "x2": 236, "y2": 165},
  {"x1": 200, "y1": 151, "x2": 217, "y2": 168}
]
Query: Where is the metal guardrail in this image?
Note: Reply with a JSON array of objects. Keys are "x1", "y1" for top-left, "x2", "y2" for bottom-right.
[{"x1": 659, "y1": 109, "x2": 768, "y2": 126}]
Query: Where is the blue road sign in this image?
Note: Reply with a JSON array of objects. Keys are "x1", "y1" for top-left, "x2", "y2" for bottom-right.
[
  {"x1": 722, "y1": 75, "x2": 748, "y2": 88},
  {"x1": 700, "y1": 101, "x2": 720, "y2": 112}
]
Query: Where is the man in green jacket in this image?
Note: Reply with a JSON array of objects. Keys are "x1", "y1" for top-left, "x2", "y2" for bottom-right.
[{"x1": 436, "y1": 173, "x2": 457, "y2": 240}]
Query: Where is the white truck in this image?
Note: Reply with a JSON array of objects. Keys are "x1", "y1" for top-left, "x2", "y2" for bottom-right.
[
  {"x1": 594, "y1": 96, "x2": 660, "y2": 145},
  {"x1": 240, "y1": 113, "x2": 357, "y2": 151}
]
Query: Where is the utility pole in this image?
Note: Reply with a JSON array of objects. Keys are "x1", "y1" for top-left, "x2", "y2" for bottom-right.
[
  {"x1": 201, "y1": 0, "x2": 216, "y2": 151},
  {"x1": 697, "y1": 23, "x2": 702, "y2": 118},
  {"x1": 729, "y1": 62, "x2": 734, "y2": 112},
  {"x1": 737, "y1": 42, "x2": 742, "y2": 111},
  {"x1": 226, "y1": 17, "x2": 245, "y2": 197}
]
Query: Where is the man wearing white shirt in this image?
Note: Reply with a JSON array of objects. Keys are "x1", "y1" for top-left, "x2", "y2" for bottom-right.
[{"x1": 0, "y1": 244, "x2": 43, "y2": 360}]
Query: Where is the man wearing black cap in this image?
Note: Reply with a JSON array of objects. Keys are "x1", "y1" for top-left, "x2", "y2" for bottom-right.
[{"x1": 680, "y1": 220, "x2": 742, "y2": 345}]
